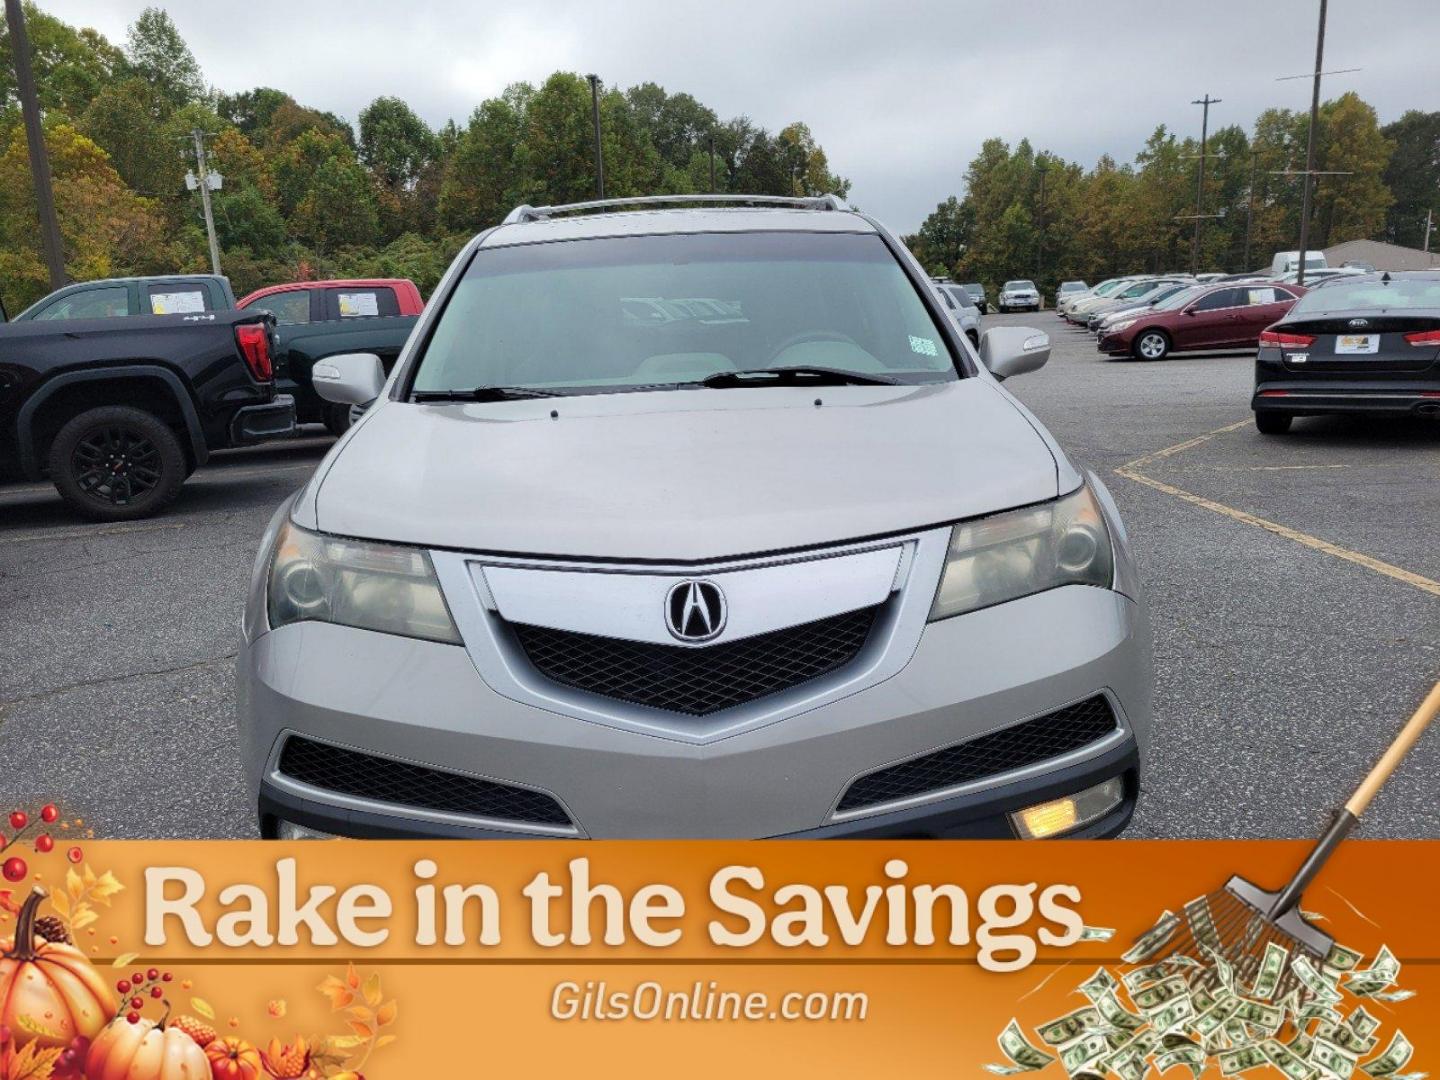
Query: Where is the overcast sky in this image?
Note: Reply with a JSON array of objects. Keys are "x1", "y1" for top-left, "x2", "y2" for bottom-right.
[{"x1": 41, "y1": 1, "x2": 1440, "y2": 233}]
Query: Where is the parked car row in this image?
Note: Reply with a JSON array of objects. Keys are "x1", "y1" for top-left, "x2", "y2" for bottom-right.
[{"x1": 0, "y1": 272, "x2": 425, "y2": 518}]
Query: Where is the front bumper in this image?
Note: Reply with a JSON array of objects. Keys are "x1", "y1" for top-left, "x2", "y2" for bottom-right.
[{"x1": 238, "y1": 580, "x2": 1152, "y2": 840}]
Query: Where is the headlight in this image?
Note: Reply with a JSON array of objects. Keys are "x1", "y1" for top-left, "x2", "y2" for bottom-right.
[
  {"x1": 928, "y1": 485, "x2": 1114, "y2": 622},
  {"x1": 267, "y1": 520, "x2": 461, "y2": 643},
  {"x1": 1109, "y1": 318, "x2": 1136, "y2": 332}
]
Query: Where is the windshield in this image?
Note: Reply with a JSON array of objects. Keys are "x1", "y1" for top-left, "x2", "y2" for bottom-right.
[
  {"x1": 1290, "y1": 278, "x2": 1440, "y2": 315},
  {"x1": 1154, "y1": 286, "x2": 1203, "y2": 311},
  {"x1": 1093, "y1": 280, "x2": 1125, "y2": 295},
  {"x1": 1004, "y1": 280, "x2": 1035, "y2": 290},
  {"x1": 1118, "y1": 281, "x2": 1158, "y2": 298},
  {"x1": 410, "y1": 232, "x2": 959, "y2": 396}
]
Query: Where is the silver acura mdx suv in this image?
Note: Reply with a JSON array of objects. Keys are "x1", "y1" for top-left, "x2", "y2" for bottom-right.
[{"x1": 237, "y1": 194, "x2": 1153, "y2": 840}]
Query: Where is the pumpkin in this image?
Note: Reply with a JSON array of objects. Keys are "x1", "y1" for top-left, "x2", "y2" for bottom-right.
[
  {"x1": 0, "y1": 888, "x2": 115, "y2": 1049},
  {"x1": 206, "y1": 1035, "x2": 263, "y2": 1080},
  {"x1": 86, "y1": 1014, "x2": 210, "y2": 1080}
]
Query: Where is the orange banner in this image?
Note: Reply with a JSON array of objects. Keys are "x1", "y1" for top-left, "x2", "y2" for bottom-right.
[{"x1": 0, "y1": 839, "x2": 1433, "y2": 1078}]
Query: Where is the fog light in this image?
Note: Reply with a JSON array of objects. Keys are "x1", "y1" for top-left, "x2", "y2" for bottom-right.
[
  {"x1": 1010, "y1": 777, "x2": 1125, "y2": 839},
  {"x1": 275, "y1": 819, "x2": 336, "y2": 840}
]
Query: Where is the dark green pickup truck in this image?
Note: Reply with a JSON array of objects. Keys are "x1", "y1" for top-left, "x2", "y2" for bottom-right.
[{"x1": 236, "y1": 278, "x2": 423, "y2": 433}]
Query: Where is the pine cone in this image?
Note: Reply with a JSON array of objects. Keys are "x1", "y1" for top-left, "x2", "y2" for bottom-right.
[{"x1": 33, "y1": 914, "x2": 70, "y2": 944}]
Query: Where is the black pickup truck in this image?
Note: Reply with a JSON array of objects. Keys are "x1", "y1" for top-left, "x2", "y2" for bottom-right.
[{"x1": 0, "y1": 309, "x2": 295, "y2": 520}]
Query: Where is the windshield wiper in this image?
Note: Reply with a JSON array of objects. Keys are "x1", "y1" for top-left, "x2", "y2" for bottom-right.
[
  {"x1": 700, "y1": 366, "x2": 901, "y2": 388},
  {"x1": 412, "y1": 386, "x2": 566, "y2": 403}
]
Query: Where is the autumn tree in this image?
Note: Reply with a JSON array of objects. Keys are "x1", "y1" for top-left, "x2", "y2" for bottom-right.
[
  {"x1": 1382, "y1": 110, "x2": 1440, "y2": 248},
  {"x1": 123, "y1": 7, "x2": 203, "y2": 107}
]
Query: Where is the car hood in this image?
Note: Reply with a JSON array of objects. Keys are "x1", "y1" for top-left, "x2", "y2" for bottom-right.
[{"x1": 310, "y1": 380, "x2": 1061, "y2": 562}]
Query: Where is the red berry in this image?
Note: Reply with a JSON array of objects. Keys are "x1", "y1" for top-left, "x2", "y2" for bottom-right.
[
  {"x1": 66, "y1": 846, "x2": 83, "y2": 864},
  {"x1": 126, "y1": 1012, "x2": 140, "y2": 1024},
  {"x1": 2, "y1": 857, "x2": 26, "y2": 882},
  {"x1": 8, "y1": 811, "x2": 26, "y2": 831},
  {"x1": 35, "y1": 834, "x2": 54, "y2": 853},
  {"x1": 147, "y1": 967, "x2": 159, "y2": 981},
  {"x1": 130, "y1": 996, "x2": 143, "y2": 1010},
  {"x1": 161, "y1": 972, "x2": 173, "y2": 982},
  {"x1": 116, "y1": 980, "x2": 131, "y2": 994},
  {"x1": 150, "y1": 986, "x2": 162, "y2": 999},
  {"x1": 40, "y1": 805, "x2": 59, "y2": 824},
  {"x1": 131, "y1": 972, "x2": 144, "y2": 985}
]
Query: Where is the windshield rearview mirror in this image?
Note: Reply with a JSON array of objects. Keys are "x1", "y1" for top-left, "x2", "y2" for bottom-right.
[
  {"x1": 313, "y1": 352, "x2": 384, "y2": 405},
  {"x1": 979, "y1": 326, "x2": 1050, "y2": 381}
]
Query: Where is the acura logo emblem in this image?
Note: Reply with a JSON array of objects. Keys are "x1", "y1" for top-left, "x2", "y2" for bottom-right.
[
  {"x1": 1348, "y1": 318, "x2": 1369, "y2": 328},
  {"x1": 665, "y1": 580, "x2": 727, "y2": 643}
]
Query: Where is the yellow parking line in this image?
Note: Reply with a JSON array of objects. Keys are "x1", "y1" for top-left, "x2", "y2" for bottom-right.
[{"x1": 1115, "y1": 423, "x2": 1440, "y2": 599}]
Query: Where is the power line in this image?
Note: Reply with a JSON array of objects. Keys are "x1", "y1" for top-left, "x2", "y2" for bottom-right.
[{"x1": 1190, "y1": 94, "x2": 1221, "y2": 274}]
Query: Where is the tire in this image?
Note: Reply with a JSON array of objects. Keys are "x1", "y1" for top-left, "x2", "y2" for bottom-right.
[
  {"x1": 1133, "y1": 329, "x2": 1171, "y2": 361},
  {"x1": 1255, "y1": 411, "x2": 1293, "y2": 435},
  {"x1": 48, "y1": 405, "x2": 186, "y2": 521},
  {"x1": 323, "y1": 402, "x2": 352, "y2": 438}
]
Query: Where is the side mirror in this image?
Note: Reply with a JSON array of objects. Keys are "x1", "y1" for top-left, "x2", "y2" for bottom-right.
[
  {"x1": 979, "y1": 326, "x2": 1049, "y2": 381},
  {"x1": 312, "y1": 352, "x2": 384, "y2": 405},
  {"x1": 1182, "y1": 307, "x2": 1197, "y2": 316}
]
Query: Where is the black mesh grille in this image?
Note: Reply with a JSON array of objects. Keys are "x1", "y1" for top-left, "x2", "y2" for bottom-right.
[
  {"x1": 277, "y1": 737, "x2": 571, "y2": 826},
  {"x1": 837, "y1": 695, "x2": 1118, "y2": 812},
  {"x1": 512, "y1": 606, "x2": 880, "y2": 716}
]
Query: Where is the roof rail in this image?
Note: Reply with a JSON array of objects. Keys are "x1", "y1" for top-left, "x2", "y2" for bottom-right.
[{"x1": 501, "y1": 193, "x2": 850, "y2": 225}]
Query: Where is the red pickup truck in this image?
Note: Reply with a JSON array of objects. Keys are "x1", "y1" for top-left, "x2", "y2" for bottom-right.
[{"x1": 236, "y1": 279, "x2": 424, "y2": 432}]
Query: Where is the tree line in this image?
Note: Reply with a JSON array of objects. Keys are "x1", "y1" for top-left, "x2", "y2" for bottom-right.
[
  {"x1": 0, "y1": 4, "x2": 850, "y2": 311},
  {"x1": 908, "y1": 96, "x2": 1439, "y2": 298}
]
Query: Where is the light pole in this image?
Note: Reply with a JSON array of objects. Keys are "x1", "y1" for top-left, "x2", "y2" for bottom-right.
[
  {"x1": 586, "y1": 74, "x2": 605, "y2": 199},
  {"x1": 1190, "y1": 94, "x2": 1221, "y2": 274},
  {"x1": 5, "y1": 0, "x2": 66, "y2": 289},
  {"x1": 708, "y1": 134, "x2": 716, "y2": 192},
  {"x1": 1295, "y1": 0, "x2": 1327, "y2": 286}
]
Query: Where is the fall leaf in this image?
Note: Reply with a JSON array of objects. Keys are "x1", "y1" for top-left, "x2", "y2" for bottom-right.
[
  {"x1": 70, "y1": 907, "x2": 98, "y2": 932},
  {"x1": 346, "y1": 1021, "x2": 373, "y2": 1040},
  {"x1": 345, "y1": 963, "x2": 360, "y2": 990},
  {"x1": 191, "y1": 997, "x2": 216, "y2": 1020},
  {"x1": 46, "y1": 892, "x2": 68, "y2": 919},
  {"x1": 317, "y1": 976, "x2": 354, "y2": 1011},
  {"x1": 90, "y1": 870, "x2": 124, "y2": 905},
  {"x1": 361, "y1": 972, "x2": 382, "y2": 1008},
  {"x1": 374, "y1": 1000, "x2": 397, "y2": 1027},
  {"x1": 321, "y1": 1035, "x2": 365, "y2": 1053},
  {"x1": 111, "y1": 952, "x2": 138, "y2": 968},
  {"x1": 14, "y1": 1014, "x2": 64, "y2": 1041},
  {"x1": 268, "y1": 999, "x2": 287, "y2": 1018},
  {"x1": 344, "y1": 1007, "x2": 372, "y2": 1023},
  {"x1": 65, "y1": 869, "x2": 83, "y2": 902},
  {"x1": 3, "y1": 1041, "x2": 63, "y2": 1080},
  {"x1": 374, "y1": 1034, "x2": 397, "y2": 1050}
]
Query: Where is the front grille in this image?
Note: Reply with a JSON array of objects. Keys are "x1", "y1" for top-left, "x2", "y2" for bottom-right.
[
  {"x1": 512, "y1": 606, "x2": 880, "y2": 716},
  {"x1": 837, "y1": 695, "x2": 1118, "y2": 813},
  {"x1": 277, "y1": 737, "x2": 571, "y2": 827}
]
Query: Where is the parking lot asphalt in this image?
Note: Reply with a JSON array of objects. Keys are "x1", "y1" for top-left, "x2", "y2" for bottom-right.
[{"x1": 2, "y1": 315, "x2": 1438, "y2": 840}]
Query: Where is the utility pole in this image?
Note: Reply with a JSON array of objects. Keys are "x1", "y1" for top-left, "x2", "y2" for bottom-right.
[
  {"x1": 190, "y1": 131, "x2": 222, "y2": 275},
  {"x1": 5, "y1": 0, "x2": 67, "y2": 289},
  {"x1": 1035, "y1": 163, "x2": 1047, "y2": 283},
  {"x1": 708, "y1": 134, "x2": 716, "y2": 192},
  {"x1": 1190, "y1": 94, "x2": 1221, "y2": 275},
  {"x1": 586, "y1": 74, "x2": 605, "y2": 198},
  {"x1": 1424, "y1": 208, "x2": 1434, "y2": 253},
  {"x1": 1295, "y1": 0, "x2": 1327, "y2": 286},
  {"x1": 1243, "y1": 149, "x2": 1258, "y2": 270}
]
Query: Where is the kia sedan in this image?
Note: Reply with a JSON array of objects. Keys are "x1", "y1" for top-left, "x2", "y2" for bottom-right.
[
  {"x1": 1252, "y1": 272, "x2": 1440, "y2": 433},
  {"x1": 238, "y1": 194, "x2": 1152, "y2": 841},
  {"x1": 1099, "y1": 282, "x2": 1305, "y2": 361}
]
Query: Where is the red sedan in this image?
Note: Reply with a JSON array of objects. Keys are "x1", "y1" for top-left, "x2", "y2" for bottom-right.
[{"x1": 1098, "y1": 282, "x2": 1306, "y2": 360}]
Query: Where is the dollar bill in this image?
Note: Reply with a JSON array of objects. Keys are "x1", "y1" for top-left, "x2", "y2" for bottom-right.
[
  {"x1": 1325, "y1": 943, "x2": 1365, "y2": 973},
  {"x1": 1319, "y1": 1022, "x2": 1379, "y2": 1058},
  {"x1": 1288, "y1": 1032, "x2": 1314, "y2": 1059},
  {"x1": 1345, "y1": 947, "x2": 1400, "y2": 994},
  {"x1": 1263, "y1": 1038, "x2": 1319, "y2": 1080},
  {"x1": 1251, "y1": 941, "x2": 1290, "y2": 1001},
  {"x1": 1123, "y1": 912, "x2": 1180, "y2": 965},
  {"x1": 1349, "y1": 1007, "x2": 1382, "y2": 1039},
  {"x1": 1219, "y1": 1045, "x2": 1269, "y2": 1075},
  {"x1": 1233, "y1": 999, "x2": 1284, "y2": 1034},
  {"x1": 1080, "y1": 925, "x2": 1116, "y2": 942},
  {"x1": 1366, "y1": 989, "x2": 1415, "y2": 1003},
  {"x1": 1037, "y1": 1007, "x2": 1105, "y2": 1047},
  {"x1": 1132, "y1": 975, "x2": 1189, "y2": 1014},
  {"x1": 1193, "y1": 998, "x2": 1242, "y2": 1039},
  {"x1": 1156, "y1": 1045, "x2": 1206, "y2": 1078},
  {"x1": 991, "y1": 1019, "x2": 1057, "y2": 1074},
  {"x1": 1123, "y1": 963, "x2": 1172, "y2": 992},
  {"x1": 1203, "y1": 944, "x2": 1237, "y2": 992},
  {"x1": 1095, "y1": 990, "x2": 1147, "y2": 1033},
  {"x1": 1060, "y1": 1033, "x2": 1112, "y2": 1075},
  {"x1": 1313, "y1": 1037, "x2": 1360, "y2": 1080},
  {"x1": 1361, "y1": 1032, "x2": 1413, "y2": 1078},
  {"x1": 1150, "y1": 995, "x2": 1196, "y2": 1034},
  {"x1": 1293, "y1": 955, "x2": 1345, "y2": 1005},
  {"x1": 1078, "y1": 967, "x2": 1119, "y2": 1003}
]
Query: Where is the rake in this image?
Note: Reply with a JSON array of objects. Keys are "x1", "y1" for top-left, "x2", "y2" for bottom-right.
[{"x1": 1132, "y1": 680, "x2": 1440, "y2": 1003}]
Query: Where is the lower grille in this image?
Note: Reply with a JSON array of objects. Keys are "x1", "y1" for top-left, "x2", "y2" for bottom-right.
[
  {"x1": 837, "y1": 695, "x2": 1119, "y2": 813},
  {"x1": 277, "y1": 737, "x2": 571, "y2": 827},
  {"x1": 512, "y1": 606, "x2": 880, "y2": 716}
]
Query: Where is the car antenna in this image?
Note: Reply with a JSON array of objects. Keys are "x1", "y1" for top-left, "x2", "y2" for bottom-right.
[{"x1": 1381, "y1": 272, "x2": 1391, "y2": 284}]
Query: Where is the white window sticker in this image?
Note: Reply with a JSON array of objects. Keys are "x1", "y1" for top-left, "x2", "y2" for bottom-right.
[
  {"x1": 150, "y1": 290, "x2": 206, "y2": 315},
  {"x1": 337, "y1": 292, "x2": 380, "y2": 317},
  {"x1": 909, "y1": 335, "x2": 939, "y2": 357},
  {"x1": 1247, "y1": 288, "x2": 1276, "y2": 305}
]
